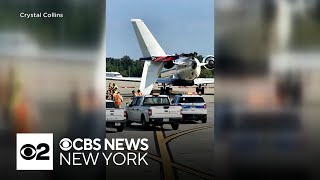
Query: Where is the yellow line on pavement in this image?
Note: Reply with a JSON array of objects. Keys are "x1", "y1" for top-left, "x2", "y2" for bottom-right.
[
  {"x1": 126, "y1": 148, "x2": 213, "y2": 179},
  {"x1": 125, "y1": 149, "x2": 162, "y2": 162},
  {"x1": 156, "y1": 129, "x2": 176, "y2": 180},
  {"x1": 125, "y1": 125, "x2": 214, "y2": 180},
  {"x1": 164, "y1": 125, "x2": 213, "y2": 143}
]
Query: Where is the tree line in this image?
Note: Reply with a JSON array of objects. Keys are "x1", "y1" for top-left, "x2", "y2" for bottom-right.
[{"x1": 106, "y1": 55, "x2": 214, "y2": 78}]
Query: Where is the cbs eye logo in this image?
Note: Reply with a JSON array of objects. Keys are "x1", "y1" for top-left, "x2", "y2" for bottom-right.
[
  {"x1": 20, "y1": 143, "x2": 50, "y2": 160},
  {"x1": 59, "y1": 138, "x2": 72, "y2": 151},
  {"x1": 16, "y1": 133, "x2": 53, "y2": 170}
]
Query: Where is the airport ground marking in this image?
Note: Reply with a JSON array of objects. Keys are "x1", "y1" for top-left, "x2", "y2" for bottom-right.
[
  {"x1": 124, "y1": 148, "x2": 163, "y2": 162},
  {"x1": 120, "y1": 125, "x2": 214, "y2": 180},
  {"x1": 164, "y1": 125, "x2": 213, "y2": 144},
  {"x1": 156, "y1": 125, "x2": 214, "y2": 180},
  {"x1": 156, "y1": 130, "x2": 176, "y2": 180},
  {"x1": 162, "y1": 125, "x2": 214, "y2": 179},
  {"x1": 125, "y1": 148, "x2": 213, "y2": 180}
]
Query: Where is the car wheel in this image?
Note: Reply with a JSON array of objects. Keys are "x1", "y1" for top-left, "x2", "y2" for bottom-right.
[
  {"x1": 182, "y1": 115, "x2": 187, "y2": 122},
  {"x1": 116, "y1": 125, "x2": 124, "y2": 132},
  {"x1": 171, "y1": 123, "x2": 179, "y2": 130},
  {"x1": 202, "y1": 116, "x2": 207, "y2": 123},
  {"x1": 141, "y1": 116, "x2": 149, "y2": 129},
  {"x1": 126, "y1": 114, "x2": 132, "y2": 127}
]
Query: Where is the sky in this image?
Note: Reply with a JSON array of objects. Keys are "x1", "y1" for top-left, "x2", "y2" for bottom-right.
[{"x1": 106, "y1": 0, "x2": 214, "y2": 59}]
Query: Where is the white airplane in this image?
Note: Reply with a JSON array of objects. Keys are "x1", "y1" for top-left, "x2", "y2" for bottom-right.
[
  {"x1": 106, "y1": 19, "x2": 214, "y2": 95},
  {"x1": 106, "y1": 72, "x2": 123, "y2": 78}
]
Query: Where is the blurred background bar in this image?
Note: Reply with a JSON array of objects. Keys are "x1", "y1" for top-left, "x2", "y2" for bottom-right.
[
  {"x1": 0, "y1": 0, "x2": 105, "y2": 179},
  {"x1": 215, "y1": 0, "x2": 320, "y2": 179}
]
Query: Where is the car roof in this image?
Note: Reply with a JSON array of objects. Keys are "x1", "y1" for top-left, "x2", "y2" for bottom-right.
[
  {"x1": 176, "y1": 94, "x2": 203, "y2": 97},
  {"x1": 142, "y1": 95, "x2": 169, "y2": 97}
]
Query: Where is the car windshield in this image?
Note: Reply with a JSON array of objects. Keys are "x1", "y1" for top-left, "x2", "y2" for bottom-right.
[
  {"x1": 106, "y1": 102, "x2": 115, "y2": 108},
  {"x1": 178, "y1": 97, "x2": 205, "y2": 103},
  {"x1": 143, "y1": 97, "x2": 170, "y2": 106}
]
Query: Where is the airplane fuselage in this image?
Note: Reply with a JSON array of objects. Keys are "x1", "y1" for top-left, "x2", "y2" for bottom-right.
[{"x1": 160, "y1": 58, "x2": 201, "y2": 82}]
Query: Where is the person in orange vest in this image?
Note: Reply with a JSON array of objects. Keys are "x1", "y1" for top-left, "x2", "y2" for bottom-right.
[
  {"x1": 13, "y1": 94, "x2": 36, "y2": 133},
  {"x1": 7, "y1": 67, "x2": 36, "y2": 133},
  {"x1": 118, "y1": 92, "x2": 123, "y2": 107},
  {"x1": 113, "y1": 92, "x2": 123, "y2": 108}
]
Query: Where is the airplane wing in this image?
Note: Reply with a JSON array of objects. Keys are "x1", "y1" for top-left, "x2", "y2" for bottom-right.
[
  {"x1": 156, "y1": 78, "x2": 214, "y2": 85},
  {"x1": 173, "y1": 61, "x2": 188, "y2": 66},
  {"x1": 106, "y1": 76, "x2": 214, "y2": 85},
  {"x1": 106, "y1": 76, "x2": 175, "y2": 84},
  {"x1": 132, "y1": 19, "x2": 166, "y2": 95},
  {"x1": 106, "y1": 76, "x2": 141, "y2": 82},
  {"x1": 139, "y1": 55, "x2": 180, "y2": 62},
  {"x1": 194, "y1": 78, "x2": 215, "y2": 85},
  {"x1": 139, "y1": 53, "x2": 197, "y2": 62},
  {"x1": 155, "y1": 78, "x2": 176, "y2": 84}
]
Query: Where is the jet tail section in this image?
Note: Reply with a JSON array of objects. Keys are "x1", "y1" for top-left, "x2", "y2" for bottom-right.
[
  {"x1": 131, "y1": 19, "x2": 166, "y2": 95},
  {"x1": 131, "y1": 19, "x2": 166, "y2": 57}
]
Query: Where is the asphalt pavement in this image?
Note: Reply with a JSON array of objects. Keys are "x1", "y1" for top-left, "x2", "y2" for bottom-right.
[{"x1": 106, "y1": 81, "x2": 214, "y2": 180}]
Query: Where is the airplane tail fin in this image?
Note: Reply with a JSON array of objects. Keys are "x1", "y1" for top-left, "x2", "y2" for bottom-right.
[
  {"x1": 131, "y1": 19, "x2": 166, "y2": 95},
  {"x1": 131, "y1": 19, "x2": 166, "y2": 57}
]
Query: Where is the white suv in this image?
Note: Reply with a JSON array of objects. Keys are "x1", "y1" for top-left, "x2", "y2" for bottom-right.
[{"x1": 172, "y1": 94, "x2": 207, "y2": 123}]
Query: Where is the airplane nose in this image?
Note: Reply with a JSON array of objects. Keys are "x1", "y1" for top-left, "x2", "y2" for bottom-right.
[{"x1": 192, "y1": 61, "x2": 197, "y2": 69}]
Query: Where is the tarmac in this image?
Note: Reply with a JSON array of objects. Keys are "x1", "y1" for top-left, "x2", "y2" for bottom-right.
[{"x1": 106, "y1": 80, "x2": 214, "y2": 180}]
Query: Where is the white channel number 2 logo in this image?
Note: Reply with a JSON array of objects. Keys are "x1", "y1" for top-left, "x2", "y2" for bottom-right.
[
  {"x1": 16, "y1": 133, "x2": 53, "y2": 170},
  {"x1": 20, "y1": 143, "x2": 50, "y2": 160}
]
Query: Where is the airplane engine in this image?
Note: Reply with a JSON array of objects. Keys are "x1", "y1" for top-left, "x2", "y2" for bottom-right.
[
  {"x1": 164, "y1": 60, "x2": 175, "y2": 69},
  {"x1": 202, "y1": 55, "x2": 214, "y2": 70}
]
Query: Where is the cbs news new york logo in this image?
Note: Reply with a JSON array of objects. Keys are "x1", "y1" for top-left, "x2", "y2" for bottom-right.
[
  {"x1": 16, "y1": 133, "x2": 53, "y2": 170},
  {"x1": 17, "y1": 134, "x2": 149, "y2": 170}
]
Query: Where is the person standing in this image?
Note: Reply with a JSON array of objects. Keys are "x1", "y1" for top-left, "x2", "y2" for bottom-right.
[
  {"x1": 113, "y1": 87, "x2": 118, "y2": 95},
  {"x1": 117, "y1": 92, "x2": 123, "y2": 108},
  {"x1": 108, "y1": 83, "x2": 112, "y2": 91},
  {"x1": 112, "y1": 82, "x2": 118, "y2": 92},
  {"x1": 107, "y1": 90, "x2": 112, "y2": 100},
  {"x1": 113, "y1": 92, "x2": 122, "y2": 108},
  {"x1": 137, "y1": 89, "x2": 143, "y2": 96}
]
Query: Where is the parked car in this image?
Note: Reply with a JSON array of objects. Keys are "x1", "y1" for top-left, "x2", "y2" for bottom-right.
[
  {"x1": 106, "y1": 100, "x2": 126, "y2": 132},
  {"x1": 126, "y1": 95, "x2": 182, "y2": 130},
  {"x1": 172, "y1": 94, "x2": 207, "y2": 123}
]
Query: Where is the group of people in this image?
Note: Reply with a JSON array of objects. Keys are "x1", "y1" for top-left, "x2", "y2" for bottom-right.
[
  {"x1": 107, "y1": 82, "x2": 117, "y2": 100},
  {"x1": 107, "y1": 82, "x2": 145, "y2": 108},
  {"x1": 132, "y1": 89, "x2": 143, "y2": 98},
  {"x1": 107, "y1": 82, "x2": 123, "y2": 108}
]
